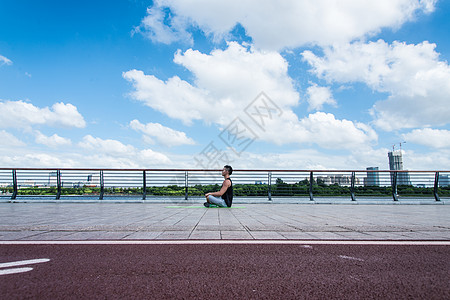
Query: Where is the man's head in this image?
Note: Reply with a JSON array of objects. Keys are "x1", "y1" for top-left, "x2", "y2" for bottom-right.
[{"x1": 223, "y1": 165, "x2": 233, "y2": 176}]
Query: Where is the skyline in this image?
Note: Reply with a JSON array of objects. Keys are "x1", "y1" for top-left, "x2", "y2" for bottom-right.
[{"x1": 1, "y1": 0, "x2": 450, "y2": 170}]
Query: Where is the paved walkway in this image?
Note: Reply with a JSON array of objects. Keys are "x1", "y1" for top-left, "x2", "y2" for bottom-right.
[{"x1": 1, "y1": 203, "x2": 449, "y2": 240}]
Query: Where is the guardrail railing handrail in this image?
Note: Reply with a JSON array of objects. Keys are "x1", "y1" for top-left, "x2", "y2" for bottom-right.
[{"x1": 0, "y1": 168, "x2": 449, "y2": 202}]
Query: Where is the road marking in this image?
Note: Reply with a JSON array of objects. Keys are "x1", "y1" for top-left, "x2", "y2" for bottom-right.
[
  {"x1": 0, "y1": 258, "x2": 50, "y2": 268},
  {"x1": 0, "y1": 258, "x2": 50, "y2": 276},
  {"x1": 0, "y1": 240, "x2": 449, "y2": 245},
  {"x1": 0, "y1": 267, "x2": 33, "y2": 276},
  {"x1": 339, "y1": 255, "x2": 365, "y2": 262}
]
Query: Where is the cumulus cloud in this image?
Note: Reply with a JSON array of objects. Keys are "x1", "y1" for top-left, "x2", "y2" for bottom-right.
[
  {"x1": 402, "y1": 128, "x2": 450, "y2": 149},
  {"x1": 0, "y1": 54, "x2": 12, "y2": 66},
  {"x1": 302, "y1": 40, "x2": 450, "y2": 130},
  {"x1": 123, "y1": 70, "x2": 208, "y2": 125},
  {"x1": 0, "y1": 100, "x2": 86, "y2": 129},
  {"x1": 0, "y1": 130, "x2": 26, "y2": 147},
  {"x1": 305, "y1": 83, "x2": 337, "y2": 111},
  {"x1": 79, "y1": 135, "x2": 171, "y2": 165},
  {"x1": 125, "y1": 42, "x2": 377, "y2": 149},
  {"x1": 130, "y1": 120, "x2": 195, "y2": 147},
  {"x1": 402, "y1": 149, "x2": 450, "y2": 170},
  {"x1": 137, "y1": 0, "x2": 436, "y2": 50},
  {"x1": 277, "y1": 112, "x2": 378, "y2": 149},
  {"x1": 34, "y1": 131, "x2": 72, "y2": 148},
  {"x1": 79, "y1": 135, "x2": 137, "y2": 156},
  {"x1": 124, "y1": 42, "x2": 298, "y2": 126},
  {"x1": 135, "y1": 6, "x2": 193, "y2": 45}
]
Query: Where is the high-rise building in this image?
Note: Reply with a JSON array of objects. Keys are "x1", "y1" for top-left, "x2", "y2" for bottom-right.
[
  {"x1": 365, "y1": 167, "x2": 380, "y2": 186},
  {"x1": 439, "y1": 174, "x2": 450, "y2": 187},
  {"x1": 388, "y1": 151, "x2": 411, "y2": 186}
]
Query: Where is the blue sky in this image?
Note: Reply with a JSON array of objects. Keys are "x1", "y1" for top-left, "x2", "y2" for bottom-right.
[{"x1": 1, "y1": 0, "x2": 450, "y2": 170}]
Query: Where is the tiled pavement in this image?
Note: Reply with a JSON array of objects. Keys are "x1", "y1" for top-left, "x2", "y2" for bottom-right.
[{"x1": 1, "y1": 203, "x2": 449, "y2": 240}]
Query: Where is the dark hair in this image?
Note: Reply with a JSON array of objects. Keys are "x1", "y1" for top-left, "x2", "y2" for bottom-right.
[{"x1": 224, "y1": 165, "x2": 233, "y2": 175}]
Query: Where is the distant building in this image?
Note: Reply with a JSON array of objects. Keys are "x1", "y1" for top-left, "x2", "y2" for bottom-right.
[
  {"x1": 365, "y1": 167, "x2": 380, "y2": 186},
  {"x1": 48, "y1": 171, "x2": 58, "y2": 186},
  {"x1": 317, "y1": 175, "x2": 360, "y2": 187},
  {"x1": 82, "y1": 173, "x2": 100, "y2": 187},
  {"x1": 388, "y1": 151, "x2": 411, "y2": 186},
  {"x1": 439, "y1": 174, "x2": 450, "y2": 187},
  {"x1": 47, "y1": 172, "x2": 100, "y2": 188}
]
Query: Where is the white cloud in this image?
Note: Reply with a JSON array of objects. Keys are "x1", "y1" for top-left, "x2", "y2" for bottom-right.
[
  {"x1": 0, "y1": 100, "x2": 86, "y2": 129},
  {"x1": 35, "y1": 131, "x2": 72, "y2": 148},
  {"x1": 305, "y1": 83, "x2": 337, "y2": 111},
  {"x1": 280, "y1": 112, "x2": 378, "y2": 149},
  {"x1": 135, "y1": 6, "x2": 193, "y2": 45},
  {"x1": 138, "y1": 0, "x2": 436, "y2": 50},
  {"x1": 78, "y1": 135, "x2": 171, "y2": 165},
  {"x1": 130, "y1": 120, "x2": 195, "y2": 147},
  {"x1": 139, "y1": 148, "x2": 172, "y2": 164},
  {"x1": 0, "y1": 54, "x2": 12, "y2": 66},
  {"x1": 402, "y1": 128, "x2": 450, "y2": 149},
  {"x1": 402, "y1": 149, "x2": 450, "y2": 170},
  {"x1": 79, "y1": 135, "x2": 137, "y2": 156},
  {"x1": 125, "y1": 42, "x2": 377, "y2": 149},
  {"x1": 124, "y1": 42, "x2": 298, "y2": 126},
  {"x1": 302, "y1": 40, "x2": 450, "y2": 130},
  {"x1": 123, "y1": 70, "x2": 208, "y2": 125},
  {"x1": 210, "y1": 146, "x2": 391, "y2": 171},
  {"x1": 0, "y1": 130, "x2": 26, "y2": 147}
]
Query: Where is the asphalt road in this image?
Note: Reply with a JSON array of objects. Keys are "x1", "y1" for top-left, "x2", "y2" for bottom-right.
[{"x1": 1, "y1": 243, "x2": 449, "y2": 299}]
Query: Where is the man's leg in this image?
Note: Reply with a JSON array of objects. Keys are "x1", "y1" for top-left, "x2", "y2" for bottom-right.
[{"x1": 206, "y1": 195, "x2": 227, "y2": 207}]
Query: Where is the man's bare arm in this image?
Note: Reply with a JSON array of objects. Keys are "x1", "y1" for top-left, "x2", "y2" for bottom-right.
[{"x1": 205, "y1": 180, "x2": 231, "y2": 197}]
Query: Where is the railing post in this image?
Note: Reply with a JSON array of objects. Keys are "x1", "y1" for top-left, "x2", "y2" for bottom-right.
[
  {"x1": 309, "y1": 171, "x2": 314, "y2": 201},
  {"x1": 11, "y1": 169, "x2": 17, "y2": 200},
  {"x1": 143, "y1": 170, "x2": 147, "y2": 200},
  {"x1": 392, "y1": 171, "x2": 398, "y2": 201},
  {"x1": 99, "y1": 170, "x2": 104, "y2": 200},
  {"x1": 185, "y1": 171, "x2": 188, "y2": 200},
  {"x1": 268, "y1": 171, "x2": 272, "y2": 201},
  {"x1": 434, "y1": 172, "x2": 441, "y2": 202},
  {"x1": 350, "y1": 171, "x2": 356, "y2": 201},
  {"x1": 56, "y1": 170, "x2": 61, "y2": 200}
]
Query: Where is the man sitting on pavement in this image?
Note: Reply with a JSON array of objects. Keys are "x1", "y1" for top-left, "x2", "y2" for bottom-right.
[{"x1": 204, "y1": 165, "x2": 233, "y2": 208}]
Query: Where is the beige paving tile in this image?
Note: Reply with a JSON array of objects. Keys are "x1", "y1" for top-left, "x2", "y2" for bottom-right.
[
  {"x1": 189, "y1": 231, "x2": 221, "y2": 239},
  {"x1": 278, "y1": 232, "x2": 318, "y2": 239},
  {"x1": 220, "y1": 231, "x2": 254, "y2": 239},
  {"x1": 1, "y1": 203, "x2": 450, "y2": 241},
  {"x1": 156, "y1": 231, "x2": 191, "y2": 240},
  {"x1": 249, "y1": 231, "x2": 287, "y2": 239},
  {"x1": 0, "y1": 231, "x2": 47, "y2": 240},
  {"x1": 334, "y1": 231, "x2": 373, "y2": 240},
  {"x1": 123, "y1": 231, "x2": 163, "y2": 239}
]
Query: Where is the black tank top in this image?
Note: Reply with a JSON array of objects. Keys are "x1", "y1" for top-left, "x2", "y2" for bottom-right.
[{"x1": 221, "y1": 178, "x2": 233, "y2": 207}]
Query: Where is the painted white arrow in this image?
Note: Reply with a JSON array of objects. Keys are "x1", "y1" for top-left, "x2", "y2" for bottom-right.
[{"x1": 0, "y1": 258, "x2": 50, "y2": 276}]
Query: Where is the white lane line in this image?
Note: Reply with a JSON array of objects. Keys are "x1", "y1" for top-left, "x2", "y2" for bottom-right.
[
  {"x1": 0, "y1": 240, "x2": 449, "y2": 245},
  {"x1": 0, "y1": 258, "x2": 50, "y2": 269},
  {"x1": 0, "y1": 267, "x2": 33, "y2": 276},
  {"x1": 339, "y1": 255, "x2": 365, "y2": 262}
]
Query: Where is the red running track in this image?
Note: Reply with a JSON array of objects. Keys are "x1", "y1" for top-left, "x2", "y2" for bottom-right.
[{"x1": 1, "y1": 243, "x2": 449, "y2": 299}]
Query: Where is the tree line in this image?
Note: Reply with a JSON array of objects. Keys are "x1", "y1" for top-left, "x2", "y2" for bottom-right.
[{"x1": 1, "y1": 178, "x2": 449, "y2": 197}]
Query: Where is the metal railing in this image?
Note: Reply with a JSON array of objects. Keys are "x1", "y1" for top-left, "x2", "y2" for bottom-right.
[{"x1": 0, "y1": 168, "x2": 449, "y2": 202}]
